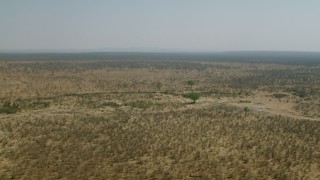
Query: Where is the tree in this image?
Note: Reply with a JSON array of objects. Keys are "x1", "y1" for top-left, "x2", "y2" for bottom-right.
[
  {"x1": 187, "y1": 80, "x2": 196, "y2": 91},
  {"x1": 184, "y1": 92, "x2": 200, "y2": 104}
]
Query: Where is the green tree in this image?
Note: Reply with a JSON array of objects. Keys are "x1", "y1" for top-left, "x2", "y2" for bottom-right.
[
  {"x1": 187, "y1": 80, "x2": 196, "y2": 91},
  {"x1": 184, "y1": 92, "x2": 200, "y2": 104}
]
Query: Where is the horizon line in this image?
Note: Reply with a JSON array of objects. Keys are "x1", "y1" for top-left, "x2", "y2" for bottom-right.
[{"x1": 1, "y1": 49, "x2": 320, "y2": 54}]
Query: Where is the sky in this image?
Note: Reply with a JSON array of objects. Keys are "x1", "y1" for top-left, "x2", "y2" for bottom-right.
[{"x1": 1, "y1": 0, "x2": 320, "y2": 52}]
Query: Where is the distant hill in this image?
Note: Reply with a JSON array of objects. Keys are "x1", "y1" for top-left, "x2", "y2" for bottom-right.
[
  {"x1": 0, "y1": 51, "x2": 319, "y2": 65},
  {"x1": 212, "y1": 51, "x2": 320, "y2": 64}
]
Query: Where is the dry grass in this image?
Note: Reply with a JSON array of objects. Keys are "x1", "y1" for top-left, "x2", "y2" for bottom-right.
[{"x1": 0, "y1": 60, "x2": 320, "y2": 179}]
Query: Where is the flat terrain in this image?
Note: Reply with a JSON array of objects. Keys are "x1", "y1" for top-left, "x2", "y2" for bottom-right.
[{"x1": 0, "y1": 56, "x2": 320, "y2": 179}]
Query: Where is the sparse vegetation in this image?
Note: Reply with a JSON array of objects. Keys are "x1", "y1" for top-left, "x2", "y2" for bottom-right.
[
  {"x1": 30, "y1": 101, "x2": 50, "y2": 109},
  {"x1": 129, "y1": 100, "x2": 152, "y2": 109},
  {"x1": 0, "y1": 56, "x2": 320, "y2": 179},
  {"x1": 0, "y1": 100, "x2": 19, "y2": 114},
  {"x1": 101, "y1": 101, "x2": 120, "y2": 108}
]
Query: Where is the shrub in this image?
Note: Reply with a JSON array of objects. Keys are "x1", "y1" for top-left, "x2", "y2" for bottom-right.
[
  {"x1": 273, "y1": 93, "x2": 288, "y2": 99},
  {"x1": 239, "y1": 100, "x2": 251, "y2": 103},
  {"x1": 101, "y1": 101, "x2": 120, "y2": 108},
  {"x1": 31, "y1": 101, "x2": 50, "y2": 109},
  {"x1": 0, "y1": 101, "x2": 19, "y2": 114},
  {"x1": 293, "y1": 90, "x2": 307, "y2": 98},
  {"x1": 244, "y1": 107, "x2": 250, "y2": 116}
]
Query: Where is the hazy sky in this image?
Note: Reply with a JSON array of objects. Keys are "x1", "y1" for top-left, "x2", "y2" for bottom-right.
[{"x1": 1, "y1": 0, "x2": 320, "y2": 51}]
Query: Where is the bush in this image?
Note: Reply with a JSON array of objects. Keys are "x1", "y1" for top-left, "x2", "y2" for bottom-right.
[
  {"x1": 101, "y1": 101, "x2": 120, "y2": 108},
  {"x1": 0, "y1": 101, "x2": 19, "y2": 114},
  {"x1": 31, "y1": 101, "x2": 50, "y2": 109},
  {"x1": 239, "y1": 100, "x2": 251, "y2": 103},
  {"x1": 293, "y1": 90, "x2": 307, "y2": 98},
  {"x1": 244, "y1": 107, "x2": 250, "y2": 116},
  {"x1": 273, "y1": 93, "x2": 288, "y2": 99},
  {"x1": 129, "y1": 100, "x2": 152, "y2": 109}
]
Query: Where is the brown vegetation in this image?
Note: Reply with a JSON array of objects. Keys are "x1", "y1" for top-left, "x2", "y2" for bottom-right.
[{"x1": 0, "y1": 59, "x2": 320, "y2": 179}]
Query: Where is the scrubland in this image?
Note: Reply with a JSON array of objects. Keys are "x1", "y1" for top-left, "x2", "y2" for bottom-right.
[{"x1": 0, "y1": 58, "x2": 320, "y2": 179}]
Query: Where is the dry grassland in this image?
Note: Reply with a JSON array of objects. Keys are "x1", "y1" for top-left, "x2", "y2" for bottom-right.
[{"x1": 0, "y1": 60, "x2": 320, "y2": 179}]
